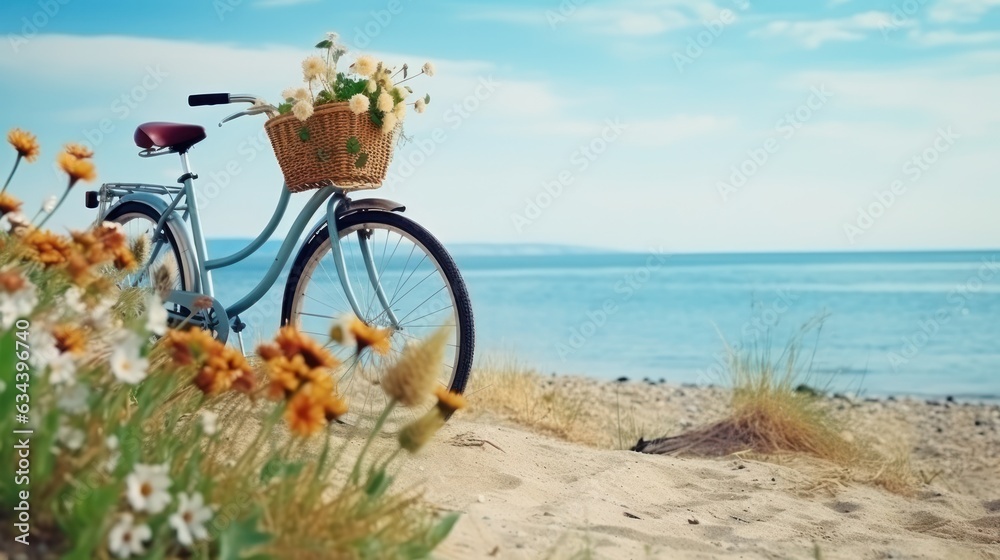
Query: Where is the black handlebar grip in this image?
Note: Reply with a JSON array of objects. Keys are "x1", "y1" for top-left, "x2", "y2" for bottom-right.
[{"x1": 188, "y1": 93, "x2": 231, "y2": 106}]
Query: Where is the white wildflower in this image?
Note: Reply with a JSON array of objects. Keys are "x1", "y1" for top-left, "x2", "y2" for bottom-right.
[
  {"x1": 302, "y1": 56, "x2": 326, "y2": 81},
  {"x1": 5, "y1": 211, "x2": 30, "y2": 232},
  {"x1": 57, "y1": 383, "x2": 90, "y2": 414},
  {"x1": 394, "y1": 101, "x2": 407, "y2": 120},
  {"x1": 421, "y1": 62, "x2": 436, "y2": 77},
  {"x1": 281, "y1": 87, "x2": 297, "y2": 101},
  {"x1": 200, "y1": 410, "x2": 218, "y2": 436},
  {"x1": 292, "y1": 87, "x2": 310, "y2": 102},
  {"x1": 0, "y1": 268, "x2": 37, "y2": 330},
  {"x1": 110, "y1": 335, "x2": 148, "y2": 385},
  {"x1": 42, "y1": 195, "x2": 57, "y2": 213},
  {"x1": 64, "y1": 286, "x2": 88, "y2": 314},
  {"x1": 352, "y1": 55, "x2": 378, "y2": 77},
  {"x1": 145, "y1": 293, "x2": 167, "y2": 336},
  {"x1": 348, "y1": 93, "x2": 370, "y2": 115},
  {"x1": 414, "y1": 98, "x2": 427, "y2": 114},
  {"x1": 292, "y1": 100, "x2": 314, "y2": 122},
  {"x1": 126, "y1": 463, "x2": 172, "y2": 514},
  {"x1": 105, "y1": 435, "x2": 120, "y2": 472},
  {"x1": 169, "y1": 492, "x2": 214, "y2": 547},
  {"x1": 101, "y1": 221, "x2": 124, "y2": 234},
  {"x1": 394, "y1": 86, "x2": 409, "y2": 99},
  {"x1": 49, "y1": 353, "x2": 78, "y2": 385},
  {"x1": 376, "y1": 92, "x2": 394, "y2": 113},
  {"x1": 329, "y1": 314, "x2": 357, "y2": 348},
  {"x1": 108, "y1": 513, "x2": 151, "y2": 559},
  {"x1": 381, "y1": 112, "x2": 398, "y2": 135},
  {"x1": 57, "y1": 424, "x2": 85, "y2": 451},
  {"x1": 366, "y1": 79, "x2": 378, "y2": 93}
]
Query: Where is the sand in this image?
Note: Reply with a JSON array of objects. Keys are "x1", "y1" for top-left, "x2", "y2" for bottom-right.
[{"x1": 393, "y1": 379, "x2": 1000, "y2": 559}]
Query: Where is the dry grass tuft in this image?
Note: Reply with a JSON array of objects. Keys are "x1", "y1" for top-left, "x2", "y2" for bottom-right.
[
  {"x1": 635, "y1": 319, "x2": 919, "y2": 495},
  {"x1": 465, "y1": 356, "x2": 603, "y2": 446}
]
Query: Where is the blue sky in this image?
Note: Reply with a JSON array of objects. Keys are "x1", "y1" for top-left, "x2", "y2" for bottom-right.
[{"x1": 1, "y1": 0, "x2": 998, "y2": 252}]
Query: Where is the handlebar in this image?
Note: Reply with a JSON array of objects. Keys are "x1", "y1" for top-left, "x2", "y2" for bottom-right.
[
  {"x1": 188, "y1": 93, "x2": 276, "y2": 126},
  {"x1": 188, "y1": 93, "x2": 231, "y2": 106},
  {"x1": 188, "y1": 93, "x2": 260, "y2": 106}
]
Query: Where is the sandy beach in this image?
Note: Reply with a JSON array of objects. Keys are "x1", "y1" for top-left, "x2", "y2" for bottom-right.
[{"x1": 395, "y1": 377, "x2": 1000, "y2": 559}]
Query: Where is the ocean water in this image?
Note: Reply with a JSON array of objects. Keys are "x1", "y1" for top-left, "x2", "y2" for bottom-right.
[{"x1": 207, "y1": 242, "x2": 1000, "y2": 401}]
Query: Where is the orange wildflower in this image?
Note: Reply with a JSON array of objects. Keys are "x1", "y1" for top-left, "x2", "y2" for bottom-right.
[
  {"x1": 0, "y1": 269, "x2": 26, "y2": 293},
  {"x1": 160, "y1": 328, "x2": 254, "y2": 395},
  {"x1": 53, "y1": 324, "x2": 87, "y2": 355},
  {"x1": 433, "y1": 386, "x2": 466, "y2": 416},
  {"x1": 0, "y1": 193, "x2": 22, "y2": 216},
  {"x1": 22, "y1": 229, "x2": 73, "y2": 267},
  {"x1": 64, "y1": 143, "x2": 94, "y2": 159},
  {"x1": 57, "y1": 151, "x2": 97, "y2": 185},
  {"x1": 7, "y1": 128, "x2": 39, "y2": 162},
  {"x1": 284, "y1": 388, "x2": 326, "y2": 436},
  {"x1": 270, "y1": 326, "x2": 339, "y2": 369},
  {"x1": 331, "y1": 315, "x2": 393, "y2": 355}
]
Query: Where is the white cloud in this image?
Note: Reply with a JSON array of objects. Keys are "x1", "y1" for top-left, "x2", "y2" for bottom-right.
[
  {"x1": 908, "y1": 29, "x2": 1000, "y2": 45},
  {"x1": 750, "y1": 11, "x2": 896, "y2": 48},
  {"x1": 465, "y1": 0, "x2": 731, "y2": 37},
  {"x1": 929, "y1": 0, "x2": 1000, "y2": 23}
]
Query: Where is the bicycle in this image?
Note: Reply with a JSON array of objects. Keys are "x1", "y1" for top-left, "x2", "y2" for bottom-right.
[{"x1": 85, "y1": 92, "x2": 475, "y2": 423}]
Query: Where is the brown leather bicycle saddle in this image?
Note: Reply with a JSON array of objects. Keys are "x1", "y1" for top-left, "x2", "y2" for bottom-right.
[{"x1": 134, "y1": 122, "x2": 206, "y2": 152}]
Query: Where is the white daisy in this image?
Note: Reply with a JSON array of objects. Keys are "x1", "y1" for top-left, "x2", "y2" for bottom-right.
[
  {"x1": 104, "y1": 435, "x2": 120, "y2": 472},
  {"x1": 56, "y1": 424, "x2": 85, "y2": 451},
  {"x1": 366, "y1": 79, "x2": 378, "y2": 93},
  {"x1": 376, "y1": 92, "x2": 394, "y2": 113},
  {"x1": 125, "y1": 463, "x2": 172, "y2": 514},
  {"x1": 108, "y1": 513, "x2": 151, "y2": 559},
  {"x1": 302, "y1": 55, "x2": 326, "y2": 81},
  {"x1": 110, "y1": 335, "x2": 148, "y2": 385},
  {"x1": 200, "y1": 410, "x2": 219, "y2": 436},
  {"x1": 0, "y1": 268, "x2": 37, "y2": 330},
  {"x1": 49, "y1": 353, "x2": 78, "y2": 385},
  {"x1": 5, "y1": 211, "x2": 30, "y2": 232},
  {"x1": 57, "y1": 383, "x2": 89, "y2": 414},
  {"x1": 292, "y1": 100, "x2": 314, "y2": 122},
  {"x1": 422, "y1": 62, "x2": 436, "y2": 77},
  {"x1": 169, "y1": 492, "x2": 214, "y2": 547},
  {"x1": 145, "y1": 293, "x2": 167, "y2": 336},
  {"x1": 414, "y1": 98, "x2": 427, "y2": 114},
  {"x1": 394, "y1": 86, "x2": 410, "y2": 99},
  {"x1": 381, "y1": 112, "x2": 398, "y2": 135},
  {"x1": 348, "y1": 93, "x2": 370, "y2": 115},
  {"x1": 64, "y1": 286, "x2": 88, "y2": 314},
  {"x1": 352, "y1": 55, "x2": 378, "y2": 77}
]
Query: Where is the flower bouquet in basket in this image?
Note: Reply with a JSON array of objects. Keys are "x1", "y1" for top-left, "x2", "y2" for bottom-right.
[{"x1": 263, "y1": 32, "x2": 434, "y2": 192}]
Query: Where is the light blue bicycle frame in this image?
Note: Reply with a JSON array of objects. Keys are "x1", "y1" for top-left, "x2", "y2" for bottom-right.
[{"x1": 110, "y1": 150, "x2": 401, "y2": 342}]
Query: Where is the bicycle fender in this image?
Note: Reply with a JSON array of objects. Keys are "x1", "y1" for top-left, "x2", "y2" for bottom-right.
[{"x1": 301, "y1": 197, "x2": 406, "y2": 247}]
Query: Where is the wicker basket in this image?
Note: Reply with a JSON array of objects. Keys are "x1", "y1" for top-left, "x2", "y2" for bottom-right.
[{"x1": 264, "y1": 102, "x2": 398, "y2": 193}]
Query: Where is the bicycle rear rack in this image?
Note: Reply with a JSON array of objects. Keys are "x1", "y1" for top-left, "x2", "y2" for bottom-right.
[{"x1": 93, "y1": 183, "x2": 188, "y2": 224}]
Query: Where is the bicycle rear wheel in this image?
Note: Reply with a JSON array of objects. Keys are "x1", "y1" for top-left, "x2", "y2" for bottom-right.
[
  {"x1": 104, "y1": 202, "x2": 193, "y2": 293},
  {"x1": 281, "y1": 210, "x2": 475, "y2": 428}
]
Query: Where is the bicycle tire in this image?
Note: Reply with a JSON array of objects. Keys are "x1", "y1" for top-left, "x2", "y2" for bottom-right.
[
  {"x1": 281, "y1": 210, "x2": 475, "y2": 404},
  {"x1": 104, "y1": 201, "x2": 194, "y2": 292}
]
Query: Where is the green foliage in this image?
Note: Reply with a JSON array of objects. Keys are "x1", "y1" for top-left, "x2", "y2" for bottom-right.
[
  {"x1": 345, "y1": 136, "x2": 362, "y2": 154},
  {"x1": 217, "y1": 511, "x2": 272, "y2": 560},
  {"x1": 297, "y1": 127, "x2": 310, "y2": 142},
  {"x1": 354, "y1": 153, "x2": 369, "y2": 169},
  {"x1": 332, "y1": 72, "x2": 368, "y2": 102}
]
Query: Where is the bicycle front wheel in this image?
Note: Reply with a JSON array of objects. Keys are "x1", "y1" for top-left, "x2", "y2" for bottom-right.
[{"x1": 281, "y1": 210, "x2": 475, "y2": 427}]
